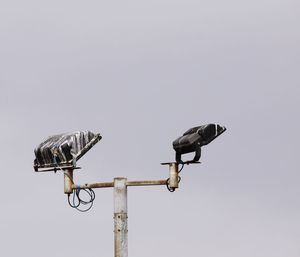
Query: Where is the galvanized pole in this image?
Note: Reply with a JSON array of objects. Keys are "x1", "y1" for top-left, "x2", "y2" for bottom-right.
[
  {"x1": 63, "y1": 169, "x2": 73, "y2": 194},
  {"x1": 114, "y1": 178, "x2": 128, "y2": 257}
]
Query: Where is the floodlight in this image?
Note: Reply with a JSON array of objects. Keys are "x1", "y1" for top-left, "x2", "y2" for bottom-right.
[
  {"x1": 173, "y1": 124, "x2": 226, "y2": 163},
  {"x1": 34, "y1": 131, "x2": 101, "y2": 172}
]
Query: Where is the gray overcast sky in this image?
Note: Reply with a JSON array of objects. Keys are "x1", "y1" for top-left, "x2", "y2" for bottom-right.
[{"x1": 0, "y1": 0, "x2": 299, "y2": 257}]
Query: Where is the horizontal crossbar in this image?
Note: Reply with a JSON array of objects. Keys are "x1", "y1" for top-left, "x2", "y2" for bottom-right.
[{"x1": 71, "y1": 179, "x2": 167, "y2": 189}]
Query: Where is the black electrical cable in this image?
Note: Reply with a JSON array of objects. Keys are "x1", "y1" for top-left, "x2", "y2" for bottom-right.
[
  {"x1": 178, "y1": 163, "x2": 185, "y2": 173},
  {"x1": 68, "y1": 188, "x2": 96, "y2": 212},
  {"x1": 53, "y1": 155, "x2": 96, "y2": 212}
]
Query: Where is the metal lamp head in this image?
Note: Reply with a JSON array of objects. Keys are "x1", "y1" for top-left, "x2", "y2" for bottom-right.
[
  {"x1": 173, "y1": 124, "x2": 226, "y2": 163},
  {"x1": 34, "y1": 131, "x2": 101, "y2": 172}
]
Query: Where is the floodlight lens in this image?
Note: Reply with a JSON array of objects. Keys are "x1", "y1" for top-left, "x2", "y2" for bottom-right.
[
  {"x1": 199, "y1": 124, "x2": 216, "y2": 141},
  {"x1": 34, "y1": 131, "x2": 101, "y2": 171}
]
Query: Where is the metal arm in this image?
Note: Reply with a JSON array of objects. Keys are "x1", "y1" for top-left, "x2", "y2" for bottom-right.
[
  {"x1": 63, "y1": 162, "x2": 180, "y2": 257},
  {"x1": 66, "y1": 162, "x2": 180, "y2": 192}
]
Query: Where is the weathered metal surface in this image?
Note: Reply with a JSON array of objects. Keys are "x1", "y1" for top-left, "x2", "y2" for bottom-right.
[
  {"x1": 71, "y1": 182, "x2": 114, "y2": 189},
  {"x1": 35, "y1": 166, "x2": 81, "y2": 172},
  {"x1": 169, "y1": 163, "x2": 179, "y2": 189},
  {"x1": 73, "y1": 179, "x2": 167, "y2": 189},
  {"x1": 64, "y1": 169, "x2": 73, "y2": 194},
  {"x1": 34, "y1": 131, "x2": 101, "y2": 171},
  {"x1": 126, "y1": 180, "x2": 167, "y2": 187},
  {"x1": 114, "y1": 178, "x2": 128, "y2": 257}
]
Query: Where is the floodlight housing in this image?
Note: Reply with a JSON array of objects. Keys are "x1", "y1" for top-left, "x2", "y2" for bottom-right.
[
  {"x1": 34, "y1": 131, "x2": 101, "y2": 172},
  {"x1": 173, "y1": 124, "x2": 226, "y2": 163}
]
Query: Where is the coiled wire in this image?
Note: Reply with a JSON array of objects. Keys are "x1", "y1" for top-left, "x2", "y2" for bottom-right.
[
  {"x1": 67, "y1": 188, "x2": 95, "y2": 212},
  {"x1": 53, "y1": 155, "x2": 96, "y2": 212}
]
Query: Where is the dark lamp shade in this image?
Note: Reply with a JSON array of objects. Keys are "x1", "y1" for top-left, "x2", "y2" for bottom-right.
[{"x1": 173, "y1": 124, "x2": 226, "y2": 163}]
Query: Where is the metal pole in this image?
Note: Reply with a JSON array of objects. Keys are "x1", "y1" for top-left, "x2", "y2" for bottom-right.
[
  {"x1": 114, "y1": 178, "x2": 128, "y2": 257},
  {"x1": 168, "y1": 163, "x2": 179, "y2": 189},
  {"x1": 63, "y1": 169, "x2": 73, "y2": 194}
]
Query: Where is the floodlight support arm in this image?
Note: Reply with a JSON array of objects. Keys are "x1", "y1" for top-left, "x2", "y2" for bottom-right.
[
  {"x1": 68, "y1": 162, "x2": 179, "y2": 191},
  {"x1": 71, "y1": 179, "x2": 167, "y2": 189},
  {"x1": 63, "y1": 163, "x2": 180, "y2": 257}
]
